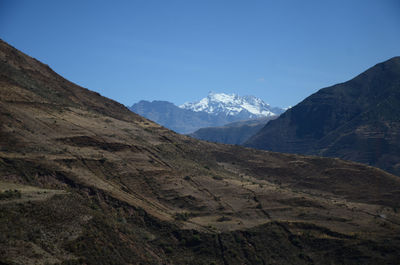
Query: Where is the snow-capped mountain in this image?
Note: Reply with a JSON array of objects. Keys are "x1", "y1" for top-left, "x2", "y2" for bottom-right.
[
  {"x1": 180, "y1": 92, "x2": 284, "y2": 118},
  {"x1": 130, "y1": 92, "x2": 285, "y2": 134}
]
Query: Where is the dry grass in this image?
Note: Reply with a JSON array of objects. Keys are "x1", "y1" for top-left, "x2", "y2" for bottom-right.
[{"x1": 1, "y1": 39, "x2": 400, "y2": 264}]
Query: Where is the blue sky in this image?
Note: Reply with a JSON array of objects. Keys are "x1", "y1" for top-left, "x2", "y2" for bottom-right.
[{"x1": 1, "y1": 0, "x2": 399, "y2": 108}]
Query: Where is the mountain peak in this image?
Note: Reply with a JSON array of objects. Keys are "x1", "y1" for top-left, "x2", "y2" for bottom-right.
[{"x1": 180, "y1": 92, "x2": 283, "y2": 118}]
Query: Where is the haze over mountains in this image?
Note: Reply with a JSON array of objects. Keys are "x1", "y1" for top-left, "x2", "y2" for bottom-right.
[
  {"x1": 130, "y1": 92, "x2": 284, "y2": 134},
  {"x1": 246, "y1": 56, "x2": 400, "y2": 176},
  {"x1": 2, "y1": 40, "x2": 400, "y2": 264},
  {"x1": 189, "y1": 117, "x2": 275, "y2": 145}
]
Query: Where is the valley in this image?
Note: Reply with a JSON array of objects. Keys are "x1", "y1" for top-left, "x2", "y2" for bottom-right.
[
  {"x1": 189, "y1": 118, "x2": 273, "y2": 145},
  {"x1": 1, "y1": 39, "x2": 400, "y2": 264}
]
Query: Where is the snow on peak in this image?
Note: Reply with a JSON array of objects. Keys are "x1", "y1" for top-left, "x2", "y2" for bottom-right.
[{"x1": 179, "y1": 92, "x2": 282, "y2": 118}]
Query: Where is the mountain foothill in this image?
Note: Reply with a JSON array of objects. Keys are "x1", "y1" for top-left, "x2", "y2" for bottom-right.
[{"x1": 1, "y1": 39, "x2": 400, "y2": 264}]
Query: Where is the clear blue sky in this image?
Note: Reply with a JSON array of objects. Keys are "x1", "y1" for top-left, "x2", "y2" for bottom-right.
[{"x1": 1, "y1": 0, "x2": 399, "y2": 108}]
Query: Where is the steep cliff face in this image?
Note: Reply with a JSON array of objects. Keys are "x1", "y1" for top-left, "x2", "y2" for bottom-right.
[
  {"x1": 246, "y1": 57, "x2": 400, "y2": 176},
  {"x1": 1, "y1": 40, "x2": 400, "y2": 264}
]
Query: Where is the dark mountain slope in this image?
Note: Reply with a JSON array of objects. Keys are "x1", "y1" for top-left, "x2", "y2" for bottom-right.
[
  {"x1": 189, "y1": 117, "x2": 274, "y2": 145},
  {"x1": 1, "y1": 40, "x2": 400, "y2": 264},
  {"x1": 246, "y1": 57, "x2": 400, "y2": 175}
]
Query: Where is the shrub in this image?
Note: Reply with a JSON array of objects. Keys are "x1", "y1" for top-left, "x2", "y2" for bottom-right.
[
  {"x1": 217, "y1": 216, "x2": 231, "y2": 222},
  {"x1": 212, "y1": 175, "x2": 223, "y2": 181},
  {"x1": 0, "y1": 189, "x2": 22, "y2": 200},
  {"x1": 174, "y1": 212, "x2": 192, "y2": 221},
  {"x1": 186, "y1": 234, "x2": 202, "y2": 246},
  {"x1": 164, "y1": 246, "x2": 173, "y2": 254}
]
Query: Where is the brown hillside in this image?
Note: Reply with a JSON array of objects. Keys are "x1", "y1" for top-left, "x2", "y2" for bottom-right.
[{"x1": 1, "y1": 39, "x2": 400, "y2": 264}]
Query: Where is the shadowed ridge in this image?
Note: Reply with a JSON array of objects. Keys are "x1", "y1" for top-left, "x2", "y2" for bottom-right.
[{"x1": 245, "y1": 56, "x2": 400, "y2": 175}]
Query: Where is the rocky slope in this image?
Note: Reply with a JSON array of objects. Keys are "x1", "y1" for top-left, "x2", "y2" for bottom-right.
[
  {"x1": 1, "y1": 40, "x2": 400, "y2": 264},
  {"x1": 246, "y1": 57, "x2": 400, "y2": 176}
]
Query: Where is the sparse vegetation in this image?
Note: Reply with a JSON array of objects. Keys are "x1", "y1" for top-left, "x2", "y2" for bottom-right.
[
  {"x1": 212, "y1": 175, "x2": 223, "y2": 181},
  {"x1": 0, "y1": 189, "x2": 21, "y2": 200},
  {"x1": 1, "y1": 40, "x2": 400, "y2": 264},
  {"x1": 217, "y1": 216, "x2": 231, "y2": 222},
  {"x1": 174, "y1": 212, "x2": 193, "y2": 221}
]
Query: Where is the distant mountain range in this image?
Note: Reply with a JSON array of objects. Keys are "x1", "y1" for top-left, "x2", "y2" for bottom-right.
[
  {"x1": 130, "y1": 92, "x2": 284, "y2": 134},
  {"x1": 246, "y1": 56, "x2": 400, "y2": 176},
  {"x1": 180, "y1": 92, "x2": 283, "y2": 118}
]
